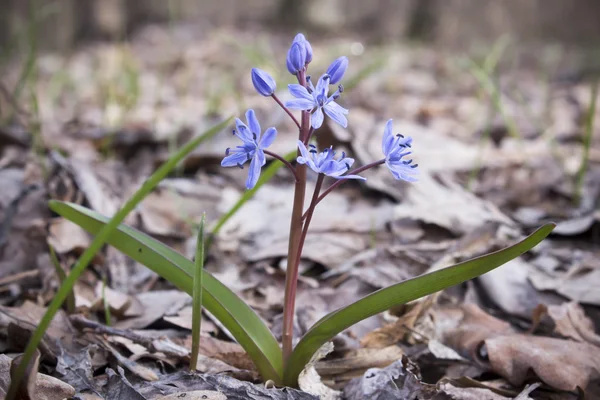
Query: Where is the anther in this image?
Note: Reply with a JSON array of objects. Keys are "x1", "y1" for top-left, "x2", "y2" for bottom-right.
[
  {"x1": 237, "y1": 163, "x2": 244, "y2": 169},
  {"x1": 252, "y1": 133, "x2": 257, "y2": 140},
  {"x1": 225, "y1": 147, "x2": 231, "y2": 155},
  {"x1": 338, "y1": 84, "x2": 344, "y2": 93},
  {"x1": 232, "y1": 129, "x2": 236, "y2": 135},
  {"x1": 309, "y1": 149, "x2": 317, "y2": 154},
  {"x1": 345, "y1": 162, "x2": 351, "y2": 170},
  {"x1": 396, "y1": 133, "x2": 404, "y2": 138},
  {"x1": 341, "y1": 151, "x2": 346, "y2": 159},
  {"x1": 411, "y1": 164, "x2": 418, "y2": 168}
]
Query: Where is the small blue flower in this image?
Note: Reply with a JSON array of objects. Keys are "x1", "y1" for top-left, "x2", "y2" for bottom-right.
[
  {"x1": 326, "y1": 56, "x2": 348, "y2": 85},
  {"x1": 285, "y1": 74, "x2": 348, "y2": 129},
  {"x1": 294, "y1": 33, "x2": 313, "y2": 64},
  {"x1": 382, "y1": 120, "x2": 418, "y2": 182},
  {"x1": 286, "y1": 34, "x2": 312, "y2": 75},
  {"x1": 251, "y1": 68, "x2": 276, "y2": 96},
  {"x1": 221, "y1": 110, "x2": 277, "y2": 189},
  {"x1": 287, "y1": 41, "x2": 306, "y2": 75},
  {"x1": 297, "y1": 141, "x2": 365, "y2": 180}
]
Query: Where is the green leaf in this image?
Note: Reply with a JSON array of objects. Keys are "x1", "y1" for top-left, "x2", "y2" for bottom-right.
[
  {"x1": 49, "y1": 201, "x2": 283, "y2": 383},
  {"x1": 190, "y1": 213, "x2": 206, "y2": 371},
  {"x1": 7, "y1": 117, "x2": 234, "y2": 400},
  {"x1": 283, "y1": 223, "x2": 555, "y2": 386}
]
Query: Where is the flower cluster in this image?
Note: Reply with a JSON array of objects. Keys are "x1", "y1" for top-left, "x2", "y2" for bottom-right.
[{"x1": 221, "y1": 33, "x2": 419, "y2": 189}]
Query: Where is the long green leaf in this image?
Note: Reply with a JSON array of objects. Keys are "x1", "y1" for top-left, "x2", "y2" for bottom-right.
[
  {"x1": 283, "y1": 223, "x2": 555, "y2": 386},
  {"x1": 190, "y1": 213, "x2": 205, "y2": 371},
  {"x1": 49, "y1": 201, "x2": 283, "y2": 382},
  {"x1": 6, "y1": 117, "x2": 233, "y2": 400}
]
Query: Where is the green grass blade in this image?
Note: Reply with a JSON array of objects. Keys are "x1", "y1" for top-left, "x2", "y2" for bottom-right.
[
  {"x1": 208, "y1": 149, "x2": 297, "y2": 246},
  {"x1": 47, "y1": 244, "x2": 75, "y2": 314},
  {"x1": 283, "y1": 223, "x2": 555, "y2": 386},
  {"x1": 190, "y1": 213, "x2": 206, "y2": 371},
  {"x1": 575, "y1": 80, "x2": 598, "y2": 205},
  {"x1": 49, "y1": 200, "x2": 283, "y2": 382},
  {"x1": 6, "y1": 117, "x2": 232, "y2": 400}
]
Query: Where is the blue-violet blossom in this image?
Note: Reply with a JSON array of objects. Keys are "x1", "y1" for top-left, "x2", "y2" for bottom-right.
[
  {"x1": 287, "y1": 41, "x2": 306, "y2": 75},
  {"x1": 287, "y1": 34, "x2": 312, "y2": 74},
  {"x1": 286, "y1": 74, "x2": 348, "y2": 129},
  {"x1": 251, "y1": 68, "x2": 276, "y2": 96},
  {"x1": 221, "y1": 109, "x2": 277, "y2": 189},
  {"x1": 297, "y1": 140, "x2": 365, "y2": 180},
  {"x1": 382, "y1": 119, "x2": 418, "y2": 182},
  {"x1": 326, "y1": 56, "x2": 348, "y2": 85}
]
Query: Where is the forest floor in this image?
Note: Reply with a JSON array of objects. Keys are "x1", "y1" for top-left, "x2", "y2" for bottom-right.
[{"x1": 0, "y1": 24, "x2": 599, "y2": 399}]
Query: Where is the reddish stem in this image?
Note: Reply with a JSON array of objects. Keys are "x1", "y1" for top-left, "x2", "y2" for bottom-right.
[
  {"x1": 282, "y1": 69, "x2": 309, "y2": 365},
  {"x1": 272, "y1": 94, "x2": 301, "y2": 130},
  {"x1": 263, "y1": 150, "x2": 299, "y2": 182},
  {"x1": 302, "y1": 159, "x2": 386, "y2": 220}
]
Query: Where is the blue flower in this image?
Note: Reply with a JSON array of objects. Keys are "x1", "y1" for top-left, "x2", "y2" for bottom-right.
[
  {"x1": 251, "y1": 68, "x2": 276, "y2": 96},
  {"x1": 285, "y1": 74, "x2": 348, "y2": 129},
  {"x1": 287, "y1": 41, "x2": 306, "y2": 75},
  {"x1": 297, "y1": 141, "x2": 365, "y2": 180},
  {"x1": 326, "y1": 56, "x2": 348, "y2": 85},
  {"x1": 221, "y1": 110, "x2": 277, "y2": 189},
  {"x1": 382, "y1": 120, "x2": 418, "y2": 182},
  {"x1": 287, "y1": 34, "x2": 312, "y2": 74},
  {"x1": 294, "y1": 33, "x2": 313, "y2": 64}
]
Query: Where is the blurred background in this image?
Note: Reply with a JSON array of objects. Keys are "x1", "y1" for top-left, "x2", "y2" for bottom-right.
[{"x1": 2, "y1": 0, "x2": 600, "y2": 50}]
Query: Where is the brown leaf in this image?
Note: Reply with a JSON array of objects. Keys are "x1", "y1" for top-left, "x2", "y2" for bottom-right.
[
  {"x1": 547, "y1": 302, "x2": 600, "y2": 346},
  {"x1": 485, "y1": 334, "x2": 600, "y2": 391}
]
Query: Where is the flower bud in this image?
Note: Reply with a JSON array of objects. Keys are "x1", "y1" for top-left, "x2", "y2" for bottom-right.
[
  {"x1": 326, "y1": 56, "x2": 348, "y2": 85},
  {"x1": 294, "y1": 33, "x2": 313, "y2": 64},
  {"x1": 251, "y1": 68, "x2": 276, "y2": 96},
  {"x1": 286, "y1": 41, "x2": 306, "y2": 75}
]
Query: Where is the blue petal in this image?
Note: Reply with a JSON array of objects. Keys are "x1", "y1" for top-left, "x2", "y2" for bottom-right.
[
  {"x1": 319, "y1": 159, "x2": 345, "y2": 176},
  {"x1": 315, "y1": 75, "x2": 330, "y2": 98},
  {"x1": 246, "y1": 109, "x2": 261, "y2": 140},
  {"x1": 256, "y1": 148, "x2": 266, "y2": 166},
  {"x1": 326, "y1": 56, "x2": 348, "y2": 85},
  {"x1": 296, "y1": 140, "x2": 318, "y2": 172},
  {"x1": 222, "y1": 151, "x2": 251, "y2": 167},
  {"x1": 285, "y1": 99, "x2": 315, "y2": 110},
  {"x1": 287, "y1": 42, "x2": 306, "y2": 75},
  {"x1": 234, "y1": 118, "x2": 253, "y2": 142},
  {"x1": 251, "y1": 68, "x2": 276, "y2": 96},
  {"x1": 323, "y1": 103, "x2": 348, "y2": 128},
  {"x1": 288, "y1": 84, "x2": 313, "y2": 101},
  {"x1": 311, "y1": 107, "x2": 324, "y2": 129},
  {"x1": 332, "y1": 174, "x2": 366, "y2": 181},
  {"x1": 382, "y1": 119, "x2": 395, "y2": 155},
  {"x1": 246, "y1": 152, "x2": 262, "y2": 189},
  {"x1": 259, "y1": 127, "x2": 277, "y2": 149}
]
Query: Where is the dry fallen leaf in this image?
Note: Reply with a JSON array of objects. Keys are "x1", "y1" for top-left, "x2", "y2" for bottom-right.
[{"x1": 485, "y1": 334, "x2": 600, "y2": 391}]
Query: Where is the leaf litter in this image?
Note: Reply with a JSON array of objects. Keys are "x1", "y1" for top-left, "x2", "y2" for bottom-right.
[{"x1": 0, "y1": 24, "x2": 599, "y2": 399}]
